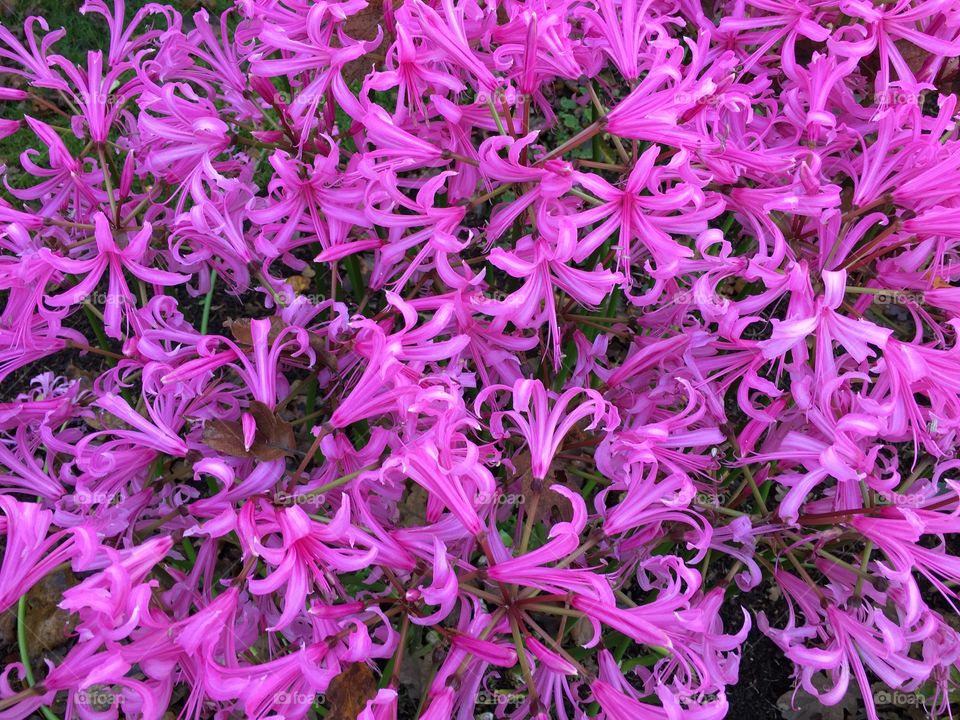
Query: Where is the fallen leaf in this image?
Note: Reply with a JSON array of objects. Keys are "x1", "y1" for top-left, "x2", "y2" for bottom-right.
[
  {"x1": 778, "y1": 673, "x2": 859, "y2": 720},
  {"x1": 518, "y1": 455, "x2": 579, "y2": 524},
  {"x1": 326, "y1": 662, "x2": 378, "y2": 720},
  {"x1": 894, "y1": 39, "x2": 928, "y2": 77},
  {"x1": 344, "y1": 0, "x2": 384, "y2": 41},
  {"x1": 202, "y1": 418, "x2": 250, "y2": 458},
  {"x1": 288, "y1": 274, "x2": 312, "y2": 294},
  {"x1": 397, "y1": 481, "x2": 429, "y2": 528},
  {"x1": 398, "y1": 651, "x2": 434, "y2": 704},
  {"x1": 0, "y1": 569, "x2": 77, "y2": 663},
  {"x1": 249, "y1": 400, "x2": 296, "y2": 459},
  {"x1": 570, "y1": 615, "x2": 595, "y2": 647},
  {"x1": 342, "y1": 0, "x2": 390, "y2": 84},
  {"x1": 225, "y1": 316, "x2": 285, "y2": 346},
  {"x1": 203, "y1": 401, "x2": 295, "y2": 461},
  {"x1": 226, "y1": 317, "x2": 337, "y2": 371}
]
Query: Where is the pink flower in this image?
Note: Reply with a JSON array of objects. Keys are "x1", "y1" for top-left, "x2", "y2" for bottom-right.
[
  {"x1": 760, "y1": 269, "x2": 891, "y2": 379},
  {"x1": 478, "y1": 378, "x2": 617, "y2": 480},
  {"x1": 0, "y1": 497, "x2": 88, "y2": 612},
  {"x1": 482, "y1": 223, "x2": 622, "y2": 367},
  {"x1": 42, "y1": 213, "x2": 188, "y2": 339},
  {"x1": 407, "y1": 538, "x2": 458, "y2": 625},
  {"x1": 3, "y1": 1, "x2": 960, "y2": 717},
  {"x1": 238, "y1": 500, "x2": 378, "y2": 630},
  {"x1": 572, "y1": 145, "x2": 722, "y2": 278}
]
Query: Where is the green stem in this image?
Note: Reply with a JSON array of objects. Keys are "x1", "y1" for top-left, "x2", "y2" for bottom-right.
[
  {"x1": 181, "y1": 537, "x2": 197, "y2": 565},
  {"x1": 200, "y1": 269, "x2": 218, "y2": 335},
  {"x1": 569, "y1": 187, "x2": 605, "y2": 206},
  {"x1": 17, "y1": 595, "x2": 59, "y2": 720},
  {"x1": 540, "y1": 120, "x2": 604, "y2": 163},
  {"x1": 97, "y1": 145, "x2": 118, "y2": 224},
  {"x1": 486, "y1": 97, "x2": 507, "y2": 135},
  {"x1": 343, "y1": 255, "x2": 364, "y2": 303},
  {"x1": 82, "y1": 304, "x2": 117, "y2": 368},
  {"x1": 854, "y1": 541, "x2": 874, "y2": 598},
  {"x1": 509, "y1": 614, "x2": 540, "y2": 711},
  {"x1": 287, "y1": 463, "x2": 377, "y2": 504}
]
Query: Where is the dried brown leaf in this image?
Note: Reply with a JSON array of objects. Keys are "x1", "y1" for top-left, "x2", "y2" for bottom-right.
[
  {"x1": 203, "y1": 418, "x2": 250, "y2": 457},
  {"x1": 894, "y1": 39, "x2": 928, "y2": 76},
  {"x1": 342, "y1": 1, "x2": 390, "y2": 84},
  {"x1": 778, "y1": 674, "x2": 859, "y2": 720},
  {"x1": 202, "y1": 401, "x2": 295, "y2": 461},
  {"x1": 344, "y1": 0, "x2": 384, "y2": 41},
  {"x1": 226, "y1": 317, "x2": 336, "y2": 371},
  {"x1": 249, "y1": 400, "x2": 296, "y2": 460},
  {"x1": 326, "y1": 662, "x2": 378, "y2": 720},
  {"x1": 225, "y1": 316, "x2": 284, "y2": 346},
  {"x1": 3, "y1": 569, "x2": 78, "y2": 662},
  {"x1": 397, "y1": 480, "x2": 429, "y2": 528},
  {"x1": 518, "y1": 455, "x2": 579, "y2": 524}
]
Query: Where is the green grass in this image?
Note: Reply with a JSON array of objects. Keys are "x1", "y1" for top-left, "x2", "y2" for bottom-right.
[
  {"x1": 4, "y1": 1, "x2": 152, "y2": 60},
  {"x1": 0, "y1": 0, "x2": 233, "y2": 197},
  {"x1": 1, "y1": 0, "x2": 154, "y2": 193}
]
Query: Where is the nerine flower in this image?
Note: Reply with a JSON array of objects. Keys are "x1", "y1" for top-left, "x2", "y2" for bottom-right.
[
  {"x1": 477, "y1": 378, "x2": 617, "y2": 480},
  {"x1": 2, "y1": 1, "x2": 960, "y2": 718},
  {"x1": 42, "y1": 213, "x2": 188, "y2": 339}
]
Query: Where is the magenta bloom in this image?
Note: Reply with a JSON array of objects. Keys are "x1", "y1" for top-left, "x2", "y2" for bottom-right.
[
  {"x1": 42, "y1": 214, "x2": 188, "y2": 339},
  {"x1": 2, "y1": 0, "x2": 960, "y2": 718}
]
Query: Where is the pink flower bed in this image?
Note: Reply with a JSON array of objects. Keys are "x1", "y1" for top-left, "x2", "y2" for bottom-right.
[{"x1": 1, "y1": 0, "x2": 960, "y2": 718}]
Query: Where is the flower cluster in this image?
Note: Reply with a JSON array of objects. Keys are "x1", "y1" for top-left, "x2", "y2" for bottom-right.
[{"x1": 1, "y1": 0, "x2": 960, "y2": 718}]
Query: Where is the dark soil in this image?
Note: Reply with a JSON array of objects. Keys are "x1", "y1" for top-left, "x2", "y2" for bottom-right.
[
  {"x1": 0, "y1": 282, "x2": 263, "y2": 403},
  {"x1": 721, "y1": 583, "x2": 795, "y2": 720}
]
